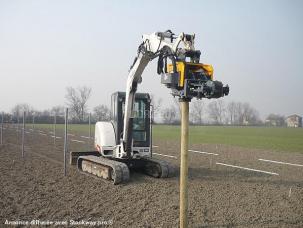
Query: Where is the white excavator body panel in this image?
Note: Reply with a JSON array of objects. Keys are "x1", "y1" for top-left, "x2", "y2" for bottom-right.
[{"x1": 95, "y1": 122, "x2": 117, "y2": 157}]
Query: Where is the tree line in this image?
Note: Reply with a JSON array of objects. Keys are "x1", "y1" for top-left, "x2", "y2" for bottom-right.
[
  {"x1": 1, "y1": 86, "x2": 290, "y2": 126},
  {"x1": 2, "y1": 86, "x2": 109, "y2": 124},
  {"x1": 160, "y1": 99, "x2": 261, "y2": 125}
]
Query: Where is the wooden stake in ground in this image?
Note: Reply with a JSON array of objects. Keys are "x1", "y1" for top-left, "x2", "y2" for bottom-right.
[{"x1": 180, "y1": 100, "x2": 189, "y2": 228}]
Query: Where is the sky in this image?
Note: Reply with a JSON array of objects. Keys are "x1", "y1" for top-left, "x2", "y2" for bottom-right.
[{"x1": 0, "y1": 0, "x2": 303, "y2": 119}]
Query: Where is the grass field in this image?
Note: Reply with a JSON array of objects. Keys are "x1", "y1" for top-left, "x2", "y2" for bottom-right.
[
  {"x1": 31, "y1": 123, "x2": 93, "y2": 134},
  {"x1": 153, "y1": 125, "x2": 303, "y2": 153},
  {"x1": 28, "y1": 124, "x2": 303, "y2": 153}
]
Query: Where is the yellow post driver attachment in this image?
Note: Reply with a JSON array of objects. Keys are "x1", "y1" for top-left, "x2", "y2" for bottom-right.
[{"x1": 161, "y1": 61, "x2": 229, "y2": 100}]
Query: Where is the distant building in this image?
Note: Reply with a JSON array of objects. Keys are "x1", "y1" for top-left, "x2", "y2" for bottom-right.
[
  {"x1": 265, "y1": 119, "x2": 277, "y2": 126},
  {"x1": 286, "y1": 114, "x2": 302, "y2": 128},
  {"x1": 265, "y1": 114, "x2": 285, "y2": 127}
]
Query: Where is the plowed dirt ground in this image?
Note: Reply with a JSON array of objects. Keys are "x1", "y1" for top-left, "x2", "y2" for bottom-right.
[{"x1": 0, "y1": 127, "x2": 302, "y2": 227}]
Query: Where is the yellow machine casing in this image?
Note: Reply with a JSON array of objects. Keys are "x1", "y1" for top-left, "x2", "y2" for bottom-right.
[{"x1": 167, "y1": 62, "x2": 214, "y2": 87}]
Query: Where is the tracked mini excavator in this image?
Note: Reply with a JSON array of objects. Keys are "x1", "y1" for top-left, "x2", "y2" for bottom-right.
[{"x1": 70, "y1": 30, "x2": 229, "y2": 184}]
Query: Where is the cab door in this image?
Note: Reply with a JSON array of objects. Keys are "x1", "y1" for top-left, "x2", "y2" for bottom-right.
[{"x1": 121, "y1": 98, "x2": 150, "y2": 147}]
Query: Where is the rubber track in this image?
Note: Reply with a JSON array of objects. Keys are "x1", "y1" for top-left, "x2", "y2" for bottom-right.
[
  {"x1": 77, "y1": 155, "x2": 130, "y2": 185},
  {"x1": 142, "y1": 157, "x2": 176, "y2": 178}
]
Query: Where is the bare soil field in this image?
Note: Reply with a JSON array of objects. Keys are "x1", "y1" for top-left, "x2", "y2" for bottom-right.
[{"x1": 0, "y1": 127, "x2": 303, "y2": 227}]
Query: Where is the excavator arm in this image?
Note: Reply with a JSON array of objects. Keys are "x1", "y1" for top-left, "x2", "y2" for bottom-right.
[
  {"x1": 122, "y1": 52, "x2": 150, "y2": 155},
  {"x1": 121, "y1": 31, "x2": 229, "y2": 158},
  {"x1": 122, "y1": 31, "x2": 195, "y2": 156}
]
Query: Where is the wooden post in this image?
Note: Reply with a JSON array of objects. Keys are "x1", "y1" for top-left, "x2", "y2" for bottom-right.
[
  {"x1": 64, "y1": 108, "x2": 68, "y2": 176},
  {"x1": 180, "y1": 100, "x2": 189, "y2": 228}
]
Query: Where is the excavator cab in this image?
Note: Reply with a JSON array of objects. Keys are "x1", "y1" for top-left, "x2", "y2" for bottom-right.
[{"x1": 110, "y1": 92, "x2": 151, "y2": 149}]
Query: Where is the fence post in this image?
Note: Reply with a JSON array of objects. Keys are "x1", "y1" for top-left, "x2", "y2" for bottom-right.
[
  {"x1": 22, "y1": 111, "x2": 25, "y2": 158},
  {"x1": 32, "y1": 115, "x2": 35, "y2": 131},
  {"x1": 53, "y1": 115, "x2": 56, "y2": 145},
  {"x1": 89, "y1": 113, "x2": 91, "y2": 146},
  {"x1": 150, "y1": 105, "x2": 153, "y2": 158},
  {"x1": 63, "y1": 108, "x2": 68, "y2": 176},
  {"x1": 1, "y1": 112, "x2": 3, "y2": 145},
  {"x1": 17, "y1": 115, "x2": 19, "y2": 141}
]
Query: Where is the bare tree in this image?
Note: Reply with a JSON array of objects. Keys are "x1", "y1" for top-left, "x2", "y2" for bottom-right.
[
  {"x1": 266, "y1": 113, "x2": 284, "y2": 126},
  {"x1": 161, "y1": 105, "x2": 177, "y2": 124},
  {"x1": 172, "y1": 97, "x2": 181, "y2": 114},
  {"x1": 207, "y1": 99, "x2": 225, "y2": 124},
  {"x1": 51, "y1": 105, "x2": 65, "y2": 116},
  {"x1": 65, "y1": 87, "x2": 80, "y2": 120},
  {"x1": 93, "y1": 105, "x2": 110, "y2": 121},
  {"x1": 241, "y1": 102, "x2": 259, "y2": 125},
  {"x1": 190, "y1": 100, "x2": 205, "y2": 125},
  {"x1": 171, "y1": 97, "x2": 181, "y2": 123},
  {"x1": 65, "y1": 86, "x2": 92, "y2": 122},
  {"x1": 11, "y1": 103, "x2": 34, "y2": 122},
  {"x1": 150, "y1": 94, "x2": 162, "y2": 123},
  {"x1": 231, "y1": 102, "x2": 260, "y2": 125},
  {"x1": 11, "y1": 103, "x2": 34, "y2": 116},
  {"x1": 226, "y1": 101, "x2": 237, "y2": 125},
  {"x1": 235, "y1": 102, "x2": 244, "y2": 125}
]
